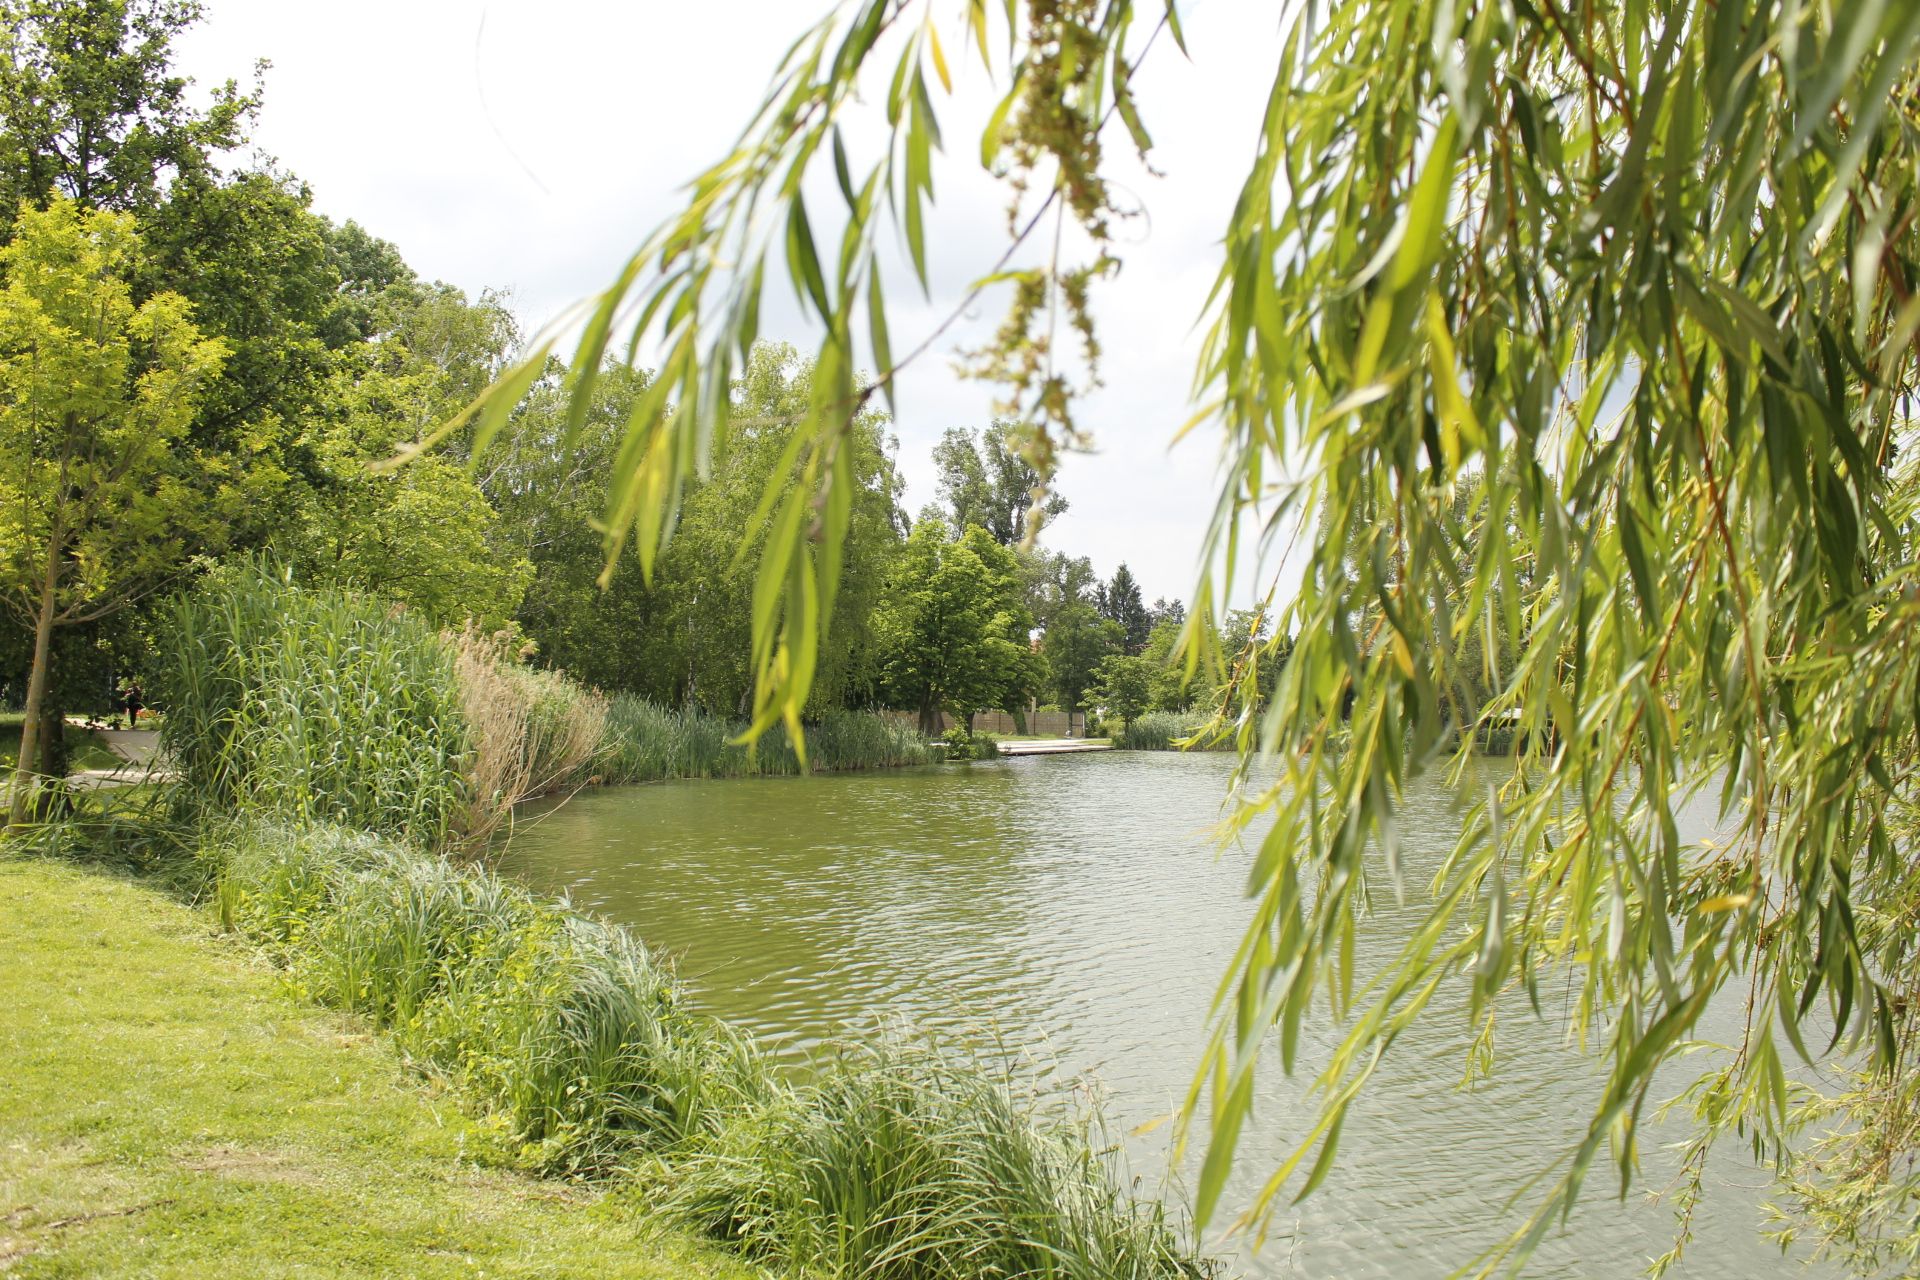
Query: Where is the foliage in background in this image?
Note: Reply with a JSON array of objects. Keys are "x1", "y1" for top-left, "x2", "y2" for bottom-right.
[
  {"x1": 490, "y1": 344, "x2": 906, "y2": 716},
  {"x1": 930, "y1": 419, "x2": 1067, "y2": 545},
  {"x1": 520, "y1": 0, "x2": 1920, "y2": 1270},
  {"x1": 876, "y1": 518, "x2": 1041, "y2": 734}
]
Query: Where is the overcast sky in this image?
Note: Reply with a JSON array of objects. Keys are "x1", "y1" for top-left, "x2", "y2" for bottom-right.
[{"x1": 174, "y1": 2, "x2": 1286, "y2": 607}]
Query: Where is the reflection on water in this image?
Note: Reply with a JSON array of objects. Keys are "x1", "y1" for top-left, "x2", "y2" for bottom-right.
[{"x1": 502, "y1": 753, "x2": 1823, "y2": 1279}]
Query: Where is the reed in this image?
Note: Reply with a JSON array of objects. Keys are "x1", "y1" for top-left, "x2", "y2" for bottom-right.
[
  {"x1": 453, "y1": 627, "x2": 608, "y2": 847},
  {"x1": 597, "y1": 697, "x2": 932, "y2": 784},
  {"x1": 155, "y1": 564, "x2": 469, "y2": 847},
  {"x1": 1112, "y1": 713, "x2": 1222, "y2": 753}
]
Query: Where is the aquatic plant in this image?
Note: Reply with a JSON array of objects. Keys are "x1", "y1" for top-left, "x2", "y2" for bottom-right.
[
  {"x1": 1112, "y1": 713, "x2": 1220, "y2": 753},
  {"x1": 598, "y1": 695, "x2": 931, "y2": 783}
]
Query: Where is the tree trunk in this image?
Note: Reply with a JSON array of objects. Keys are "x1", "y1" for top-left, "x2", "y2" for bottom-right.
[
  {"x1": 8, "y1": 546, "x2": 61, "y2": 826},
  {"x1": 1012, "y1": 704, "x2": 1029, "y2": 735},
  {"x1": 918, "y1": 699, "x2": 938, "y2": 737}
]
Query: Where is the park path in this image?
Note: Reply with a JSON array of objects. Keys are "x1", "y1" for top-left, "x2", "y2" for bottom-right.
[{"x1": 67, "y1": 728, "x2": 172, "y2": 790}]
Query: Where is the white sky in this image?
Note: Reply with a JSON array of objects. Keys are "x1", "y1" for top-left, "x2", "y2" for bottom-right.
[{"x1": 174, "y1": 2, "x2": 1288, "y2": 607}]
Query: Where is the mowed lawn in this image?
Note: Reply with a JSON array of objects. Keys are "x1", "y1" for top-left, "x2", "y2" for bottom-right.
[{"x1": 0, "y1": 855, "x2": 762, "y2": 1280}]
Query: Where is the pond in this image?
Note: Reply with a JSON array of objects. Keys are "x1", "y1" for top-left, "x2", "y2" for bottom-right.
[{"x1": 501, "y1": 752, "x2": 1824, "y2": 1279}]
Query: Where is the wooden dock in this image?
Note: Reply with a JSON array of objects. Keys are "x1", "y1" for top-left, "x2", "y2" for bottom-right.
[{"x1": 996, "y1": 738, "x2": 1112, "y2": 757}]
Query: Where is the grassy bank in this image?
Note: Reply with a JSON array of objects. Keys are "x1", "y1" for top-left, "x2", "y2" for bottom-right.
[
  {"x1": 58, "y1": 568, "x2": 1217, "y2": 1278},
  {"x1": 0, "y1": 853, "x2": 758, "y2": 1279}
]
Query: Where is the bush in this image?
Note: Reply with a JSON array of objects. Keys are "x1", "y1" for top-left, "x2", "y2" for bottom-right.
[{"x1": 938, "y1": 725, "x2": 1000, "y2": 761}]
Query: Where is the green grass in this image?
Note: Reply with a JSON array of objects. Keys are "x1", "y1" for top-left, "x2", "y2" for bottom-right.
[{"x1": 0, "y1": 853, "x2": 763, "y2": 1280}]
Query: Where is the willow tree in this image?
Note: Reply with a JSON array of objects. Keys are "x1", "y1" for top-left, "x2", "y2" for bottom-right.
[{"x1": 462, "y1": 2, "x2": 1920, "y2": 1271}]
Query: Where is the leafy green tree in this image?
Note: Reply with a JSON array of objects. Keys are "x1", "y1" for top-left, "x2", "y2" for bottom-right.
[
  {"x1": 931, "y1": 419, "x2": 1067, "y2": 545},
  {"x1": 290, "y1": 284, "x2": 530, "y2": 628},
  {"x1": 1139, "y1": 617, "x2": 1193, "y2": 715},
  {"x1": 1042, "y1": 601, "x2": 1120, "y2": 738},
  {"x1": 1098, "y1": 562, "x2": 1150, "y2": 653},
  {"x1": 878, "y1": 518, "x2": 1035, "y2": 733},
  {"x1": 0, "y1": 198, "x2": 227, "y2": 821},
  {"x1": 1091, "y1": 651, "x2": 1152, "y2": 730},
  {"x1": 498, "y1": 0, "x2": 1920, "y2": 1268},
  {"x1": 0, "y1": 0, "x2": 257, "y2": 223},
  {"x1": 490, "y1": 343, "x2": 905, "y2": 713}
]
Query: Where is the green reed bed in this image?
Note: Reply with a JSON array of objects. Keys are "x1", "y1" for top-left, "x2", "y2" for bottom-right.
[
  {"x1": 1111, "y1": 713, "x2": 1226, "y2": 753},
  {"x1": 155, "y1": 565, "x2": 470, "y2": 847},
  {"x1": 598, "y1": 695, "x2": 933, "y2": 783},
  {"x1": 186, "y1": 818, "x2": 1214, "y2": 1276}
]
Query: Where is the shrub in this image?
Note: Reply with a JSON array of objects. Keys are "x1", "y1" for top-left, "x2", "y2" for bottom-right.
[{"x1": 938, "y1": 725, "x2": 1000, "y2": 761}]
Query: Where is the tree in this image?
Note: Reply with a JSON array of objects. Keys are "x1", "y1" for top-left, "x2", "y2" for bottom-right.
[
  {"x1": 1091, "y1": 651, "x2": 1152, "y2": 731},
  {"x1": 1098, "y1": 562, "x2": 1151, "y2": 653},
  {"x1": 0, "y1": 198, "x2": 226, "y2": 821},
  {"x1": 505, "y1": 2, "x2": 1920, "y2": 1269},
  {"x1": 877, "y1": 517, "x2": 1036, "y2": 734},
  {"x1": 1041, "y1": 601, "x2": 1120, "y2": 738},
  {"x1": 0, "y1": 0, "x2": 256, "y2": 224},
  {"x1": 931, "y1": 419, "x2": 1068, "y2": 545},
  {"x1": 1139, "y1": 617, "x2": 1193, "y2": 714},
  {"x1": 291, "y1": 283, "x2": 530, "y2": 628}
]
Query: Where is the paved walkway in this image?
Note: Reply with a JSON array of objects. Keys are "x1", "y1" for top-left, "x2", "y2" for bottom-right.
[
  {"x1": 67, "y1": 728, "x2": 171, "y2": 790},
  {"x1": 997, "y1": 738, "x2": 1112, "y2": 756}
]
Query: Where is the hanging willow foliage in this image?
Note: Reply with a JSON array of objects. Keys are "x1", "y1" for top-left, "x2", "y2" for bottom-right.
[{"x1": 458, "y1": 0, "x2": 1920, "y2": 1272}]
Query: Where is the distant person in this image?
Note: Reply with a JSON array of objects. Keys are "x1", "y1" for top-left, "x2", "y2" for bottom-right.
[{"x1": 121, "y1": 681, "x2": 144, "y2": 730}]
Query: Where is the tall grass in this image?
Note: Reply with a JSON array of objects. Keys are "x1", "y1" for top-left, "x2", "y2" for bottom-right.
[
  {"x1": 658, "y1": 1041, "x2": 1212, "y2": 1280},
  {"x1": 453, "y1": 627, "x2": 608, "y2": 845},
  {"x1": 156, "y1": 564, "x2": 469, "y2": 847},
  {"x1": 1112, "y1": 713, "x2": 1224, "y2": 752},
  {"x1": 599, "y1": 696, "x2": 932, "y2": 783}
]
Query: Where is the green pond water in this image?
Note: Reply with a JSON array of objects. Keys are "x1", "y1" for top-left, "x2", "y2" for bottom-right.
[{"x1": 502, "y1": 752, "x2": 1826, "y2": 1279}]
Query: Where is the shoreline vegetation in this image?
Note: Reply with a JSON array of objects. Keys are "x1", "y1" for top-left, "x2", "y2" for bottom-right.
[
  {"x1": 6, "y1": 568, "x2": 1220, "y2": 1279},
  {"x1": 0, "y1": 854, "x2": 759, "y2": 1280}
]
